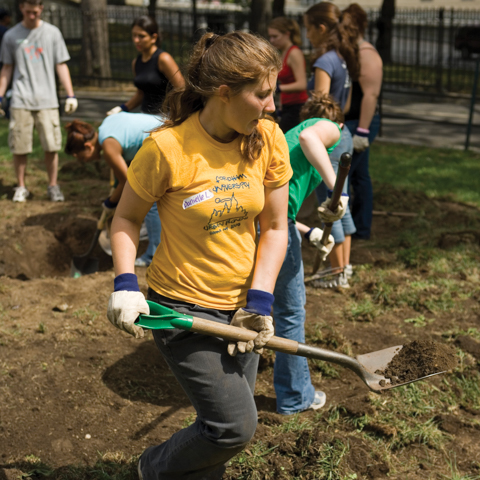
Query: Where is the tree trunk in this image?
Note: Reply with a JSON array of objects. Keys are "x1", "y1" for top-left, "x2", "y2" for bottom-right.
[
  {"x1": 81, "y1": 0, "x2": 111, "y2": 85},
  {"x1": 148, "y1": 0, "x2": 156, "y2": 20},
  {"x1": 250, "y1": 0, "x2": 272, "y2": 37},
  {"x1": 376, "y1": 0, "x2": 395, "y2": 64},
  {"x1": 272, "y1": 0, "x2": 285, "y2": 19}
]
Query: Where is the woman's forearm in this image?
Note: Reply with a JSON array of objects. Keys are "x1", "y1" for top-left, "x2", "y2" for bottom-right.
[{"x1": 358, "y1": 92, "x2": 378, "y2": 130}]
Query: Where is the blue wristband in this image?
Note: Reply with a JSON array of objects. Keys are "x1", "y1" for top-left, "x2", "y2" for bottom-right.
[
  {"x1": 67, "y1": 95, "x2": 76, "y2": 98},
  {"x1": 114, "y1": 273, "x2": 140, "y2": 292},
  {"x1": 244, "y1": 289, "x2": 274, "y2": 316},
  {"x1": 304, "y1": 227, "x2": 315, "y2": 241},
  {"x1": 103, "y1": 197, "x2": 118, "y2": 209},
  {"x1": 0, "y1": 96, "x2": 3, "y2": 102},
  {"x1": 327, "y1": 189, "x2": 349, "y2": 198},
  {"x1": 120, "y1": 103, "x2": 129, "y2": 112}
]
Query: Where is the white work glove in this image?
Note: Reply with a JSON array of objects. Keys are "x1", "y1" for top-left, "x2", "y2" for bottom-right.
[
  {"x1": 318, "y1": 195, "x2": 349, "y2": 223},
  {"x1": 352, "y1": 134, "x2": 369, "y2": 152},
  {"x1": 65, "y1": 97, "x2": 78, "y2": 114},
  {"x1": 227, "y1": 309, "x2": 274, "y2": 356},
  {"x1": 227, "y1": 289, "x2": 275, "y2": 356},
  {"x1": 306, "y1": 227, "x2": 335, "y2": 261},
  {"x1": 107, "y1": 291, "x2": 149, "y2": 338},
  {"x1": 106, "y1": 105, "x2": 123, "y2": 116}
]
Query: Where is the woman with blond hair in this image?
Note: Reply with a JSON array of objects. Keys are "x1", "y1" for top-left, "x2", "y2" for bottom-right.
[
  {"x1": 303, "y1": 1, "x2": 360, "y2": 288},
  {"x1": 106, "y1": 31, "x2": 293, "y2": 479},
  {"x1": 343, "y1": 3, "x2": 383, "y2": 241},
  {"x1": 268, "y1": 16, "x2": 308, "y2": 132}
]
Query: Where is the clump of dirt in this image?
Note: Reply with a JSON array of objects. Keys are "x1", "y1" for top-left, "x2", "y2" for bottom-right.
[{"x1": 378, "y1": 340, "x2": 458, "y2": 385}]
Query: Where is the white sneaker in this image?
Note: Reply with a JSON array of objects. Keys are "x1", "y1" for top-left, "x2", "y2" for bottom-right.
[
  {"x1": 47, "y1": 185, "x2": 65, "y2": 202},
  {"x1": 308, "y1": 390, "x2": 327, "y2": 410},
  {"x1": 12, "y1": 186, "x2": 30, "y2": 202},
  {"x1": 313, "y1": 272, "x2": 350, "y2": 289},
  {"x1": 344, "y1": 264, "x2": 353, "y2": 279}
]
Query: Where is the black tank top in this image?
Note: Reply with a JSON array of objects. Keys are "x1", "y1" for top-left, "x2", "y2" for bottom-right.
[
  {"x1": 344, "y1": 81, "x2": 363, "y2": 122},
  {"x1": 134, "y1": 48, "x2": 169, "y2": 114}
]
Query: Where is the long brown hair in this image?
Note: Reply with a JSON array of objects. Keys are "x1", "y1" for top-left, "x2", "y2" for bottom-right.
[
  {"x1": 342, "y1": 3, "x2": 368, "y2": 39},
  {"x1": 64, "y1": 120, "x2": 96, "y2": 155},
  {"x1": 304, "y1": 2, "x2": 360, "y2": 80},
  {"x1": 161, "y1": 31, "x2": 281, "y2": 162},
  {"x1": 268, "y1": 17, "x2": 302, "y2": 47}
]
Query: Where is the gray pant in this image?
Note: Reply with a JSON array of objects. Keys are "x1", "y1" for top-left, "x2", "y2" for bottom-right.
[{"x1": 140, "y1": 290, "x2": 260, "y2": 480}]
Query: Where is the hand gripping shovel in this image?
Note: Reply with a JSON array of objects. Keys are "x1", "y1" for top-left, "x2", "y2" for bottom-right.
[
  {"x1": 136, "y1": 301, "x2": 446, "y2": 393},
  {"x1": 71, "y1": 209, "x2": 109, "y2": 278},
  {"x1": 310, "y1": 152, "x2": 352, "y2": 276}
]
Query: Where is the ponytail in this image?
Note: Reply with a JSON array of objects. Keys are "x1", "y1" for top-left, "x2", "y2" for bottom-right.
[{"x1": 64, "y1": 120, "x2": 96, "y2": 155}]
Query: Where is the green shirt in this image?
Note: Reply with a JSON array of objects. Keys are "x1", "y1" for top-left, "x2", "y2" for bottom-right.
[{"x1": 285, "y1": 118, "x2": 342, "y2": 222}]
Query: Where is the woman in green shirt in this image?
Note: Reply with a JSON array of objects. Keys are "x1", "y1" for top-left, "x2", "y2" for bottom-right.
[{"x1": 273, "y1": 92, "x2": 348, "y2": 414}]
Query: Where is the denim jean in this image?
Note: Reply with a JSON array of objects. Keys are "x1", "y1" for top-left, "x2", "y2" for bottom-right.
[
  {"x1": 345, "y1": 114, "x2": 381, "y2": 240},
  {"x1": 272, "y1": 220, "x2": 315, "y2": 414},
  {"x1": 314, "y1": 127, "x2": 356, "y2": 243},
  {"x1": 140, "y1": 290, "x2": 259, "y2": 480},
  {"x1": 139, "y1": 203, "x2": 161, "y2": 264}
]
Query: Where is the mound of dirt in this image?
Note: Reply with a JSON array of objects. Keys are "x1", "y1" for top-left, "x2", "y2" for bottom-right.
[{"x1": 378, "y1": 340, "x2": 458, "y2": 385}]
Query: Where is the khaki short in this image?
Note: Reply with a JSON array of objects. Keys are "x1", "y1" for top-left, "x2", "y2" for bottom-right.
[{"x1": 8, "y1": 108, "x2": 62, "y2": 155}]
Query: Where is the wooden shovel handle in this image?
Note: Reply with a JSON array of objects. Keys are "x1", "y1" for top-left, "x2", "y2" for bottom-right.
[
  {"x1": 320, "y1": 152, "x2": 352, "y2": 246},
  {"x1": 190, "y1": 317, "x2": 299, "y2": 355}
]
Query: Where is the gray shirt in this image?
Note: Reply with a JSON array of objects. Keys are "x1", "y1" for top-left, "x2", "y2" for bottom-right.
[
  {"x1": 0, "y1": 21, "x2": 70, "y2": 110},
  {"x1": 307, "y1": 50, "x2": 351, "y2": 111}
]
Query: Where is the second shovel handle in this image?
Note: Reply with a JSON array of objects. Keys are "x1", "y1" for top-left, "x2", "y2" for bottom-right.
[
  {"x1": 191, "y1": 317, "x2": 299, "y2": 355},
  {"x1": 321, "y1": 152, "x2": 352, "y2": 246}
]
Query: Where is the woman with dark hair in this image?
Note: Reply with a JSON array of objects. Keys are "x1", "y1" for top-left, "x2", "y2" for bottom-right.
[
  {"x1": 343, "y1": 3, "x2": 383, "y2": 241},
  {"x1": 64, "y1": 113, "x2": 162, "y2": 267},
  {"x1": 106, "y1": 15, "x2": 184, "y2": 115},
  {"x1": 268, "y1": 17, "x2": 308, "y2": 133},
  {"x1": 303, "y1": 1, "x2": 360, "y2": 288},
  {"x1": 106, "y1": 31, "x2": 293, "y2": 479}
]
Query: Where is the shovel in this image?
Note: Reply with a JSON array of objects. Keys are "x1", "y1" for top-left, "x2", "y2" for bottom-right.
[
  {"x1": 71, "y1": 209, "x2": 109, "y2": 278},
  {"x1": 311, "y1": 152, "x2": 352, "y2": 275},
  {"x1": 136, "y1": 301, "x2": 446, "y2": 393}
]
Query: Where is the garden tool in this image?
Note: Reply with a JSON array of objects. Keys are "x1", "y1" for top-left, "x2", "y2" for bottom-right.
[
  {"x1": 311, "y1": 152, "x2": 352, "y2": 275},
  {"x1": 304, "y1": 266, "x2": 344, "y2": 284},
  {"x1": 71, "y1": 209, "x2": 109, "y2": 278},
  {"x1": 136, "y1": 301, "x2": 447, "y2": 393}
]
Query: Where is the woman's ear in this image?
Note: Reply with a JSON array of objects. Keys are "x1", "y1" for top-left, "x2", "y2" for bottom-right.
[{"x1": 218, "y1": 85, "x2": 231, "y2": 103}]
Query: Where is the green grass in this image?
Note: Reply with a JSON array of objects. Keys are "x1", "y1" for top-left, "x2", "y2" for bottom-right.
[{"x1": 369, "y1": 143, "x2": 480, "y2": 206}]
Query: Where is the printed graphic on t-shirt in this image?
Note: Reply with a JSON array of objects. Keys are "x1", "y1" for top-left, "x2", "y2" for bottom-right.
[
  {"x1": 204, "y1": 192, "x2": 249, "y2": 234},
  {"x1": 211, "y1": 173, "x2": 249, "y2": 193},
  {"x1": 23, "y1": 42, "x2": 43, "y2": 63}
]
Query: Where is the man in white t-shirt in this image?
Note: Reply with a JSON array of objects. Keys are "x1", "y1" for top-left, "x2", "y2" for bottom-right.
[{"x1": 0, "y1": 0, "x2": 78, "y2": 202}]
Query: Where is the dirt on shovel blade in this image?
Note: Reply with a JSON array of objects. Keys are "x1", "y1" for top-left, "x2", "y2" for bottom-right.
[{"x1": 377, "y1": 340, "x2": 458, "y2": 386}]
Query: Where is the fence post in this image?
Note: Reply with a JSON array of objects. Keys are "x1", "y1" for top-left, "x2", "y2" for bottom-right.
[
  {"x1": 436, "y1": 7, "x2": 444, "y2": 93},
  {"x1": 465, "y1": 57, "x2": 480, "y2": 151}
]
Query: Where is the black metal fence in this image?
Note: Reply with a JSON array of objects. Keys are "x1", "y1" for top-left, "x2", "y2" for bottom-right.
[{"x1": 1, "y1": 2, "x2": 479, "y2": 95}]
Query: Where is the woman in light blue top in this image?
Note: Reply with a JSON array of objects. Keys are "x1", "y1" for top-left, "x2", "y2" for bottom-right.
[{"x1": 64, "y1": 112, "x2": 162, "y2": 266}]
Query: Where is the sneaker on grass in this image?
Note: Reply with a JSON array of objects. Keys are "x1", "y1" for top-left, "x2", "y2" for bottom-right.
[
  {"x1": 344, "y1": 264, "x2": 353, "y2": 279},
  {"x1": 12, "y1": 186, "x2": 30, "y2": 202},
  {"x1": 47, "y1": 185, "x2": 65, "y2": 202}
]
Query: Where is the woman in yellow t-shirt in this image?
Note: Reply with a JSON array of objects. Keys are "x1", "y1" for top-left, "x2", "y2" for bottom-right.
[{"x1": 107, "y1": 31, "x2": 292, "y2": 480}]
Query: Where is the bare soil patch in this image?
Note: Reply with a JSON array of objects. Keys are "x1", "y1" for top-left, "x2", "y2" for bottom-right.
[{"x1": 1, "y1": 170, "x2": 480, "y2": 479}]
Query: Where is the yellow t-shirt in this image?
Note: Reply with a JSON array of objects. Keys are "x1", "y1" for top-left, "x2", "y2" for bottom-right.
[{"x1": 127, "y1": 111, "x2": 292, "y2": 310}]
